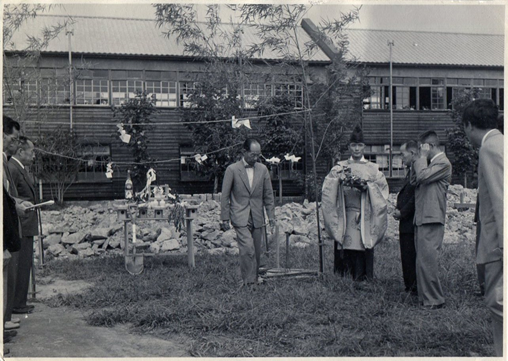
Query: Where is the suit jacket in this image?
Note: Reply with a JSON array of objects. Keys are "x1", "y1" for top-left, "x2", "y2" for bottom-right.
[
  {"x1": 220, "y1": 160, "x2": 275, "y2": 228},
  {"x1": 396, "y1": 170, "x2": 416, "y2": 234},
  {"x1": 3, "y1": 187, "x2": 21, "y2": 252},
  {"x1": 477, "y1": 129, "x2": 503, "y2": 264},
  {"x1": 8, "y1": 158, "x2": 39, "y2": 236},
  {"x1": 410, "y1": 153, "x2": 452, "y2": 226}
]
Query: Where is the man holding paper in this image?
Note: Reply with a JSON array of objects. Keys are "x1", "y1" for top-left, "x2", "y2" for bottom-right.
[{"x1": 7, "y1": 136, "x2": 39, "y2": 314}]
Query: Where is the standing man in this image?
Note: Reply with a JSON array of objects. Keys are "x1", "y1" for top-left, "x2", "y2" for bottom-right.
[
  {"x1": 411, "y1": 130, "x2": 452, "y2": 309},
  {"x1": 322, "y1": 126, "x2": 388, "y2": 281},
  {"x1": 3, "y1": 116, "x2": 32, "y2": 339},
  {"x1": 220, "y1": 138, "x2": 276, "y2": 287},
  {"x1": 462, "y1": 99, "x2": 503, "y2": 357},
  {"x1": 8, "y1": 136, "x2": 38, "y2": 315},
  {"x1": 393, "y1": 140, "x2": 418, "y2": 294}
]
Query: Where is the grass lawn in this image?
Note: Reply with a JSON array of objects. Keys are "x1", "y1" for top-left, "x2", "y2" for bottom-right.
[{"x1": 40, "y1": 238, "x2": 494, "y2": 357}]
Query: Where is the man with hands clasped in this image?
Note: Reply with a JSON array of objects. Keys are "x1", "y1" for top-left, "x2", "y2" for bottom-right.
[
  {"x1": 410, "y1": 130, "x2": 452, "y2": 309},
  {"x1": 393, "y1": 141, "x2": 418, "y2": 295},
  {"x1": 220, "y1": 138, "x2": 276, "y2": 287}
]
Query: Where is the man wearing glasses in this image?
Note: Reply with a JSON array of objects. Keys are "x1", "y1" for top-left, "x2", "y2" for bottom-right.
[
  {"x1": 220, "y1": 138, "x2": 275, "y2": 288},
  {"x1": 322, "y1": 125, "x2": 389, "y2": 281},
  {"x1": 3, "y1": 116, "x2": 33, "y2": 345}
]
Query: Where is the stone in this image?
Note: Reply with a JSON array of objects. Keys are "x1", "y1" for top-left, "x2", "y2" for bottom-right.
[
  {"x1": 202, "y1": 230, "x2": 220, "y2": 242},
  {"x1": 108, "y1": 238, "x2": 121, "y2": 249},
  {"x1": 61, "y1": 231, "x2": 88, "y2": 245},
  {"x1": 43, "y1": 234, "x2": 62, "y2": 250},
  {"x1": 47, "y1": 243, "x2": 65, "y2": 256},
  {"x1": 226, "y1": 247, "x2": 239, "y2": 256},
  {"x1": 220, "y1": 229, "x2": 236, "y2": 247},
  {"x1": 207, "y1": 248, "x2": 226, "y2": 255},
  {"x1": 161, "y1": 239, "x2": 180, "y2": 252},
  {"x1": 150, "y1": 242, "x2": 162, "y2": 254},
  {"x1": 78, "y1": 248, "x2": 95, "y2": 258},
  {"x1": 91, "y1": 228, "x2": 110, "y2": 239},
  {"x1": 93, "y1": 239, "x2": 106, "y2": 246},
  {"x1": 75, "y1": 242, "x2": 92, "y2": 250},
  {"x1": 157, "y1": 227, "x2": 174, "y2": 242}
]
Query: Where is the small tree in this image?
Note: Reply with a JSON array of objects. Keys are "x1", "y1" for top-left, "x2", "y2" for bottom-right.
[
  {"x1": 34, "y1": 128, "x2": 83, "y2": 204},
  {"x1": 446, "y1": 88, "x2": 480, "y2": 187},
  {"x1": 181, "y1": 63, "x2": 250, "y2": 193},
  {"x1": 112, "y1": 90, "x2": 157, "y2": 191}
]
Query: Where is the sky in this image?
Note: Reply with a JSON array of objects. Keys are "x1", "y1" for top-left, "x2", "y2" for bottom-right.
[{"x1": 35, "y1": 2, "x2": 505, "y2": 35}]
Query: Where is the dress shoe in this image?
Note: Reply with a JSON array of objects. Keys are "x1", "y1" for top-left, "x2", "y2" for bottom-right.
[
  {"x1": 3, "y1": 336, "x2": 13, "y2": 344},
  {"x1": 422, "y1": 303, "x2": 445, "y2": 310},
  {"x1": 11, "y1": 317, "x2": 20, "y2": 324},
  {"x1": 12, "y1": 306, "x2": 34, "y2": 314},
  {"x1": 4, "y1": 330, "x2": 17, "y2": 337},
  {"x1": 4, "y1": 321, "x2": 20, "y2": 330}
]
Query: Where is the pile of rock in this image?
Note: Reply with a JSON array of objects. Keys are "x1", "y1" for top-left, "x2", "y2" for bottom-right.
[{"x1": 38, "y1": 185, "x2": 477, "y2": 262}]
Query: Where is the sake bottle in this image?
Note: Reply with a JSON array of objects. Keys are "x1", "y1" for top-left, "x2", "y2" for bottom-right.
[{"x1": 125, "y1": 170, "x2": 133, "y2": 200}]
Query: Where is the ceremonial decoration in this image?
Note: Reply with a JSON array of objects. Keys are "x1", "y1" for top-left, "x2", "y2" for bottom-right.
[
  {"x1": 266, "y1": 156, "x2": 281, "y2": 165},
  {"x1": 284, "y1": 153, "x2": 301, "y2": 163},
  {"x1": 105, "y1": 162, "x2": 114, "y2": 179},
  {"x1": 231, "y1": 116, "x2": 251, "y2": 129},
  {"x1": 116, "y1": 123, "x2": 131, "y2": 144},
  {"x1": 194, "y1": 153, "x2": 208, "y2": 164},
  {"x1": 341, "y1": 165, "x2": 368, "y2": 189}
]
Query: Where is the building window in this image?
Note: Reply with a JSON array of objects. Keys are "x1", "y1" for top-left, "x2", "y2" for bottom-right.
[
  {"x1": 273, "y1": 83, "x2": 303, "y2": 109},
  {"x1": 243, "y1": 83, "x2": 269, "y2": 109},
  {"x1": 21, "y1": 79, "x2": 38, "y2": 105},
  {"x1": 111, "y1": 80, "x2": 143, "y2": 105},
  {"x1": 76, "y1": 144, "x2": 112, "y2": 183},
  {"x1": 269, "y1": 159, "x2": 303, "y2": 180},
  {"x1": 39, "y1": 78, "x2": 70, "y2": 105},
  {"x1": 179, "y1": 145, "x2": 211, "y2": 181},
  {"x1": 179, "y1": 82, "x2": 200, "y2": 108},
  {"x1": 146, "y1": 81, "x2": 177, "y2": 107},
  {"x1": 364, "y1": 145, "x2": 404, "y2": 178},
  {"x1": 75, "y1": 79, "x2": 109, "y2": 105}
]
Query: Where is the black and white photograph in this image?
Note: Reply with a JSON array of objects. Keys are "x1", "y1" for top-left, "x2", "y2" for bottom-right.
[{"x1": 2, "y1": 1, "x2": 504, "y2": 358}]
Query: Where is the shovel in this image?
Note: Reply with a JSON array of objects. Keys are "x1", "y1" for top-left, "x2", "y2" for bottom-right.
[{"x1": 125, "y1": 222, "x2": 144, "y2": 275}]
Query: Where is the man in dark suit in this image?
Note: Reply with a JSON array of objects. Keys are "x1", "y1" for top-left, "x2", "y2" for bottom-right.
[
  {"x1": 462, "y1": 99, "x2": 503, "y2": 356},
  {"x1": 220, "y1": 138, "x2": 275, "y2": 287},
  {"x1": 8, "y1": 136, "x2": 38, "y2": 315},
  {"x1": 3, "y1": 116, "x2": 32, "y2": 342},
  {"x1": 411, "y1": 130, "x2": 452, "y2": 309},
  {"x1": 393, "y1": 140, "x2": 418, "y2": 294}
]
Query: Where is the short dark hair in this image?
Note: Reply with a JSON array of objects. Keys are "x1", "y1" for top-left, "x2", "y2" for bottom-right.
[
  {"x1": 17, "y1": 136, "x2": 33, "y2": 152},
  {"x1": 3, "y1": 115, "x2": 20, "y2": 135},
  {"x1": 462, "y1": 99, "x2": 499, "y2": 130},
  {"x1": 402, "y1": 140, "x2": 418, "y2": 152},
  {"x1": 419, "y1": 130, "x2": 440, "y2": 146},
  {"x1": 349, "y1": 124, "x2": 364, "y2": 143},
  {"x1": 243, "y1": 138, "x2": 260, "y2": 152}
]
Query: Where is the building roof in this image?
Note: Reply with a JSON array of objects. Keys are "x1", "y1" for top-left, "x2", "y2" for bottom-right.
[
  {"x1": 345, "y1": 28, "x2": 504, "y2": 67},
  {"x1": 5, "y1": 15, "x2": 504, "y2": 68},
  {"x1": 4, "y1": 15, "x2": 330, "y2": 63}
]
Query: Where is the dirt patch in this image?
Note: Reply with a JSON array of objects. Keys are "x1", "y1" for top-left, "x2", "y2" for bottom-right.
[{"x1": 5, "y1": 278, "x2": 191, "y2": 358}]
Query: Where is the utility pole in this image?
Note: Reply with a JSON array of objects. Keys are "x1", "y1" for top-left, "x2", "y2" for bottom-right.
[
  {"x1": 387, "y1": 40, "x2": 394, "y2": 178},
  {"x1": 67, "y1": 27, "x2": 74, "y2": 130}
]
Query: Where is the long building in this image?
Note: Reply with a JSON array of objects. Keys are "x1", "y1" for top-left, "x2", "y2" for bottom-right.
[{"x1": 3, "y1": 15, "x2": 504, "y2": 199}]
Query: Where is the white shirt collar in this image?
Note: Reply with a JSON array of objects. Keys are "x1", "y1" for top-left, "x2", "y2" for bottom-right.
[
  {"x1": 11, "y1": 156, "x2": 24, "y2": 169},
  {"x1": 430, "y1": 152, "x2": 444, "y2": 163},
  {"x1": 348, "y1": 156, "x2": 367, "y2": 162},
  {"x1": 481, "y1": 129, "x2": 497, "y2": 148}
]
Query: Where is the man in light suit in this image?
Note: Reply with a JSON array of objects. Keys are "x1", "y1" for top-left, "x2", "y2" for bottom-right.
[
  {"x1": 462, "y1": 99, "x2": 503, "y2": 356},
  {"x1": 411, "y1": 130, "x2": 452, "y2": 309},
  {"x1": 8, "y1": 136, "x2": 38, "y2": 315},
  {"x1": 220, "y1": 138, "x2": 275, "y2": 286}
]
